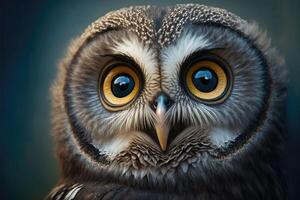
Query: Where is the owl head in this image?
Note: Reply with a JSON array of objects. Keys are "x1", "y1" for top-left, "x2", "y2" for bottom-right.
[{"x1": 52, "y1": 4, "x2": 286, "y2": 195}]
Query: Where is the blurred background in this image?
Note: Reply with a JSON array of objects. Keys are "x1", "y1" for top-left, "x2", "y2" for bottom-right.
[{"x1": 1, "y1": 0, "x2": 299, "y2": 199}]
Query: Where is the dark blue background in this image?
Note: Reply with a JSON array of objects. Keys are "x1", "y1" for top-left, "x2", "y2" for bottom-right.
[{"x1": 1, "y1": 0, "x2": 299, "y2": 199}]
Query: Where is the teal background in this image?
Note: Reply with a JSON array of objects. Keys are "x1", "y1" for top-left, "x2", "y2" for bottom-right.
[{"x1": 1, "y1": 0, "x2": 299, "y2": 199}]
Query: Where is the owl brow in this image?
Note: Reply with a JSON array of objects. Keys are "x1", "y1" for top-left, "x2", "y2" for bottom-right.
[
  {"x1": 179, "y1": 47, "x2": 225, "y2": 67},
  {"x1": 100, "y1": 53, "x2": 138, "y2": 66},
  {"x1": 100, "y1": 53, "x2": 150, "y2": 81}
]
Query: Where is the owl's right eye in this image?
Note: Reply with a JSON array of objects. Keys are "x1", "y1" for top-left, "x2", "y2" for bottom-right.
[{"x1": 99, "y1": 65, "x2": 142, "y2": 110}]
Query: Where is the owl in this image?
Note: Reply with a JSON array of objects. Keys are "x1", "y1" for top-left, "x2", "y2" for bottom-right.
[{"x1": 46, "y1": 4, "x2": 287, "y2": 200}]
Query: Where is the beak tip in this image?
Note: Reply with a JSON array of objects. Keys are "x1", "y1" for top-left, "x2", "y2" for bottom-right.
[
  {"x1": 156, "y1": 126, "x2": 169, "y2": 152},
  {"x1": 160, "y1": 144, "x2": 167, "y2": 151}
]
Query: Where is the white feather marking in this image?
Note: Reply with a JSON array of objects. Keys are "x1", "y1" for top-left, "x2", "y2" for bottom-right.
[
  {"x1": 209, "y1": 128, "x2": 237, "y2": 147},
  {"x1": 99, "y1": 136, "x2": 131, "y2": 157},
  {"x1": 97, "y1": 132, "x2": 145, "y2": 157},
  {"x1": 64, "y1": 184, "x2": 83, "y2": 200},
  {"x1": 112, "y1": 35, "x2": 157, "y2": 75}
]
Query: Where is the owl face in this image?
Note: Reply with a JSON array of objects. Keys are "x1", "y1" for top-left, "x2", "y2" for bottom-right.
[{"x1": 53, "y1": 4, "x2": 286, "y2": 189}]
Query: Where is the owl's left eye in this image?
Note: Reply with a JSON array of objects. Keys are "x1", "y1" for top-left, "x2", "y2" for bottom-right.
[
  {"x1": 183, "y1": 54, "x2": 232, "y2": 103},
  {"x1": 100, "y1": 65, "x2": 141, "y2": 109}
]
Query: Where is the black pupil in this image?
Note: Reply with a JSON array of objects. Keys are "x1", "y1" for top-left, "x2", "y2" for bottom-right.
[
  {"x1": 192, "y1": 68, "x2": 218, "y2": 93},
  {"x1": 111, "y1": 73, "x2": 135, "y2": 98}
]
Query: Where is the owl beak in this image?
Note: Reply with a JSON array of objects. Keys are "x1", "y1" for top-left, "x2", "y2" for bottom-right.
[
  {"x1": 155, "y1": 103, "x2": 169, "y2": 151},
  {"x1": 153, "y1": 93, "x2": 172, "y2": 151}
]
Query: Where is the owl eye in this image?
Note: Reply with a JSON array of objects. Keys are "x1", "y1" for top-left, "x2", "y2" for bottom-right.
[
  {"x1": 185, "y1": 57, "x2": 231, "y2": 103},
  {"x1": 100, "y1": 65, "x2": 141, "y2": 108}
]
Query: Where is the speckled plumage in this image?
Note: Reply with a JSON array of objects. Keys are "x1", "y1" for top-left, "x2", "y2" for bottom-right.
[{"x1": 46, "y1": 4, "x2": 287, "y2": 200}]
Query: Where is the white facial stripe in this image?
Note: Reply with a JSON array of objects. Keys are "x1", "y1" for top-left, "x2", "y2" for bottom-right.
[
  {"x1": 209, "y1": 128, "x2": 237, "y2": 147},
  {"x1": 99, "y1": 137, "x2": 131, "y2": 157},
  {"x1": 97, "y1": 132, "x2": 144, "y2": 157},
  {"x1": 161, "y1": 30, "x2": 211, "y2": 80},
  {"x1": 112, "y1": 35, "x2": 157, "y2": 75}
]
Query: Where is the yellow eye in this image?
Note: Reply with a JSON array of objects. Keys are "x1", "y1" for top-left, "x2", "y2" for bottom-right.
[
  {"x1": 100, "y1": 65, "x2": 141, "y2": 109},
  {"x1": 185, "y1": 59, "x2": 231, "y2": 102}
]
